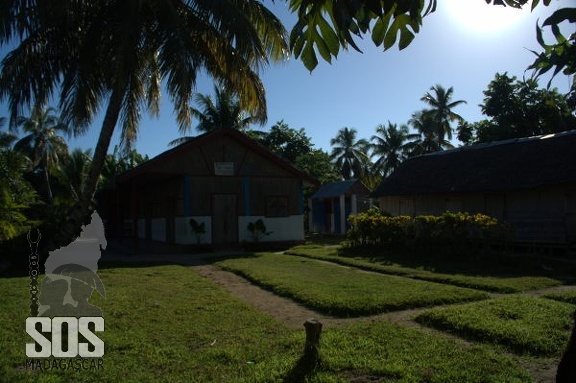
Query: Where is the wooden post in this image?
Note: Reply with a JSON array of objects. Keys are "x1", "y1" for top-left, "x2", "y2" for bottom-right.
[
  {"x1": 557, "y1": 310, "x2": 576, "y2": 383},
  {"x1": 302, "y1": 318, "x2": 322, "y2": 367}
]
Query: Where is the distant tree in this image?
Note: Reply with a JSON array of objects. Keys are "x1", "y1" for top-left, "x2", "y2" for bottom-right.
[
  {"x1": 370, "y1": 122, "x2": 415, "y2": 177},
  {"x1": 420, "y1": 84, "x2": 466, "y2": 143},
  {"x1": 330, "y1": 127, "x2": 370, "y2": 180},
  {"x1": 169, "y1": 85, "x2": 260, "y2": 146},
  {"x1": 294, "y1": 149, "x2": 340, "y2": 184},
  {"x1": 466, "y1": 73, "x2": 576, "y2": 143},
  {"x1": 56, "y1": 148, "x2": 93, "y2": 202},
  {"x1": 407, "y1": 111, "x2": 454, "y2": 156},
  {"x1": 99, "y1": 146, "x2": 149, "y2": 191},
  {"x1": 13, "y1": 106, "x2": 70, "y2": 203},
  {"x1": 256, "y1": 120, "x2": 313, "y2": 163},
  {"x1": 0, "y1": 123, "x2": 39, "y2": 240}
]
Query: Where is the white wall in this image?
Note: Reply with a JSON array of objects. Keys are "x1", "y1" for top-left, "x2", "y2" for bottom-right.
[
  {"x1": 151, "y1": 218, "x2": 165, "y2": 242},
  {"x1": 174, "y1": 216, "x2": 212, "y2": 245},
  {"x1": 238, "y1": 215, "x2": 304, "y2": 243}
]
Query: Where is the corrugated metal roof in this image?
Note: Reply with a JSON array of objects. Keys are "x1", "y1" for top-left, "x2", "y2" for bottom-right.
[
  {"x1": 372, "y1": 130, "x2": 576, "y2": 197},
  {"x1": 311, "y1": 179, "x2": 359, "y2": 199}
]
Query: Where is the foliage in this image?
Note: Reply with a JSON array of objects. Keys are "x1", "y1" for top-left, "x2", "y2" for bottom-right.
[
  {"x1": 419, "y1": 84, "x2": 466, "y2": 143},
  {"x1": 0, "y1": 0, "x2": 289, "y2": 250},
  {"x1": 288, "y1": 0, "x2": 438, "y2": 71},
  {"x1": 256, "y1": 120, "x2": 313, "y2": 163},
  {"x1": 99, "y1": 145, "x2": 149, "y2": 191},
  {"x1": 294, "y1": 148, "x2": 340, "y2": 184},
  {"x1": 247, "y1": 219, "x2": 272, "y2": 242},
  {"x1": 218, "y1": 253, "x2": 487, "y2": 316},
  {"x1": 461, "y1": 73, "x2": 576, "y2": 144},
  {"x1": 407, "y1": 110, "x2": 454, "y2": 155},
  {"x1": 12, "y1": 105, "x2": 70, "y2": 203},
  {"x1": 169, "y1": 85, "x2": 260, "y2": 147},
  {"x1": 347, "y1": 209, "x2": 514, "y2": 251},
  {"x1": 370, "y1": 122, "x2": 415, "y2": 177},
  {"x1": 0, "y1": 150, "x2": 40, "y2": 240},
  {"x1": 528, "y1": 6, "x2": 576, "y2": 108},
  {"x1": 329, "y1": 127, "x2": 370, "y2": 180},
  {"x1": 416, "y1": 295, "x2": 576, "y2": 356}
]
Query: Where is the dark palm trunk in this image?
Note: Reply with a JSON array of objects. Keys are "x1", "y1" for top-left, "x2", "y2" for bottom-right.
[
  {"x1": 43, "y1": 165, "x2": 53, "y2": 203},
  {"x1": 50, "y1": 87, "x2": 124, "y2": 250}
]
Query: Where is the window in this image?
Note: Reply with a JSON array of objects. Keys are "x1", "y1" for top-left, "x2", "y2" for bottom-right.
[{"x1": 266, "y1": 196, "x2": 288, "y2": 217}]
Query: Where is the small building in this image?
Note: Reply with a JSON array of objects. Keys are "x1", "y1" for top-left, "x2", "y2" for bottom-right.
[
  {"x1": 372, "y1": 131, "x2": 576, "y2": 246},
  {"x1": 111, "y1": 128, "x2": 318, "y2": 247},
  {"x1": 309, "y1": 179, "x2": 372, "y2": 234}
]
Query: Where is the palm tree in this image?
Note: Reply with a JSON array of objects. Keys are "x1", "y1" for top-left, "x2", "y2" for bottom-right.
[
  {"x1": 330, "y1": 127, "x2": 370, "y2": 180},
  {"x1": 420, "y1": 84, "x2": 467, "y2": 142},
  {"x1": 169, "y1": 85, "x2": 257, "y2": 146},
  {"x1": 0, "y1": 1, "x2": 289, "y2": 247},
  {"x1": 407, "y1": 110, "x2": 454, "y2": 156},
  {"x1": 57, "y1": 148, "x2": 92, "y2": 202},
  {"x1": 13, "y1": 105, "x2": 70, "y2": 203},
  {"x1": 370, "y1": 122, "x2": 416, "y2": 177}
]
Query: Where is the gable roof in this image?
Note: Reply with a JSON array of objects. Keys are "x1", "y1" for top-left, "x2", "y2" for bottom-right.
[
  {"x1": 373, "y1": 130, "x2": 576, "y2": 197},
  {"x1": 311, "y1": 179, "x2": 370, "y2": 199},
  {"x1": 117, "y1": 128, "x2": 319, "y2": 185}
]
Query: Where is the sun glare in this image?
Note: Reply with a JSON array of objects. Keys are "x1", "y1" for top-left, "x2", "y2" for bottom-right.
[{"x1": 444, "y1": 0, "x2": 531, "y2": 34}]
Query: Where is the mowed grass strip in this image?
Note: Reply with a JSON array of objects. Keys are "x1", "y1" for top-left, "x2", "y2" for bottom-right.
[
  {"x1": 320, "y1": 320, "x2": 530, "y2": 383},
  {"x1": 416, "y1": 295, "x2": 575, "y2": 356},
  {"x1": 544, "y1": 288, "x2": 576, "y2": 304},
  {"x1": 287, "y1": 244, "x2": 563, "y2": 293},
  {"x1": 217, "y1": 253, "x2": 488, "y2": 316}
]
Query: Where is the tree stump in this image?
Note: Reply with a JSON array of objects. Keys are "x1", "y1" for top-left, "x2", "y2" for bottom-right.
[
  {"x1": 302, "y1": 318, "x2": 322, "y2": 368},
  {"x1": 557, "y1": 310, "x2": 576, "y2": 383}
]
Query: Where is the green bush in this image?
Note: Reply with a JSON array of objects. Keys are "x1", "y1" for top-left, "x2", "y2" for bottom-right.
[{"x1": 347, "y1": 209, "x2": 513, "y2": 251}]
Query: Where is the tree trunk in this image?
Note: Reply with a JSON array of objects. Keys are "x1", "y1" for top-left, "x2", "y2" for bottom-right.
[
  {"x1": 43, "y1": 164, "x2": 53, "y2": 204},
  {"x1": 50, "y1": 87, "x2": 124, "y2": 250}
]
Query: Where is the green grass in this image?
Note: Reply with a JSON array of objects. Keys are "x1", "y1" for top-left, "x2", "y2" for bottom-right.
[
  {"x1": 287, "y1": 244, "x2": 565, "y2": 293},
  {"x1": 544, "y1": 289, "x2": 576, "y2": 305},
  {"x1": 1, "y1": 264, "x2": 301, "y2": 383},
  {"x1": 0, "y1": 263, "x2": 531, "y2": 382},
  {"x1": 415, "y1": 295, "x2": 575, "y2": 356},
  {"x1": 217, "y1": 253, "x2": 488, "y2": 316}
]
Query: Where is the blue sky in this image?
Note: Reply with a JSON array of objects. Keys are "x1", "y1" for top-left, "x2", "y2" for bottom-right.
[{"x1": 1, "y1": 0, "x2": 573, "y2": 158}]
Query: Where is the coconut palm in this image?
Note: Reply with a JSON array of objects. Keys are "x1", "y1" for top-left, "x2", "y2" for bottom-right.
[
  {"x1": 168, "y1": 85, "x2": 258, "y2": 147},
  {"x1": 13, "y1": 105, "x2": 70, "y2": 203},
  {"x1": 0, "y1": 1, "x2": 289, "y2": 247},
  {"x1": 407, "y1": 110, "x2": 454, "y2": 156},
  {"x1": 420, "y1": 84, "x2": 467, "y2": 142},
  {"x1": 57, "y1": 148, "x2": 92, "y2": 202},
  {"x1": 370, "y1": 122, "x2": 416, "y2": 177},
  {"x1": 330, "y1": 127, "x2": 370, "y2": 180}
]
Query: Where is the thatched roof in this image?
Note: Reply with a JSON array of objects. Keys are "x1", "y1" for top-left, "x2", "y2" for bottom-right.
[{"x1": 372, "y1": 130, "x2": 576, "y2": 196}]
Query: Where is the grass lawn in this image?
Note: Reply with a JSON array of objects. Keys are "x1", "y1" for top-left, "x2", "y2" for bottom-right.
[
  {"x1": 0, "y1": 263, "x2": 532, "y2": 383},
  {"x1": 415, "y1": 295, "x2": 576, "y2": 356},
  {"x1": 217, "y1": 253, "x2": 488, "y2": 316},
  {"x1": 544, "y1": 289, "x2": 576, "y2": 305},
  {"x1": 287, "y1": 244, "x2": 566, "y2": 293}
]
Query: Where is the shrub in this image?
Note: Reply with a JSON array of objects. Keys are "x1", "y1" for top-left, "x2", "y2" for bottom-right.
[{"x1": 347, "y1": 210, "x2": 513, "y2": 251}]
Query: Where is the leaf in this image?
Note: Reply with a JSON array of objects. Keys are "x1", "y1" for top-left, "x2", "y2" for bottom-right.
[
  {"x1": 542, "y1": 8, "x2": 576, "y2": 27},
  {"x1": 301, "y1": 42, "x2": 319, "y2": 72},
  {"x1": 317, "y1": 14, "x2": 340, "y2": 56},
  {"x1": 371, "y1": 12, "x2": 392, "y2": 46}
]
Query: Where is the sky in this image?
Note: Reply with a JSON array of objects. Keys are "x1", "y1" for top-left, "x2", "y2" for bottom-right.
[{"x1": 1, "y1": 0, "x2": 574, "y2": 159}]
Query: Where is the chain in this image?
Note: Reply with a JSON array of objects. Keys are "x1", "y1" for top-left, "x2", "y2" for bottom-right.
[{"x1": 27, "y1": 229, "x2": 41, "y2": 317}]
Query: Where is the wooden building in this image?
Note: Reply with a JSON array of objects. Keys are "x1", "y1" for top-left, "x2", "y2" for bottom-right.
[
  {"x1": 309, "y1": 179, "x2": 372, "y2": 234},
  {"x1": 372, "y1": 131, "x2": 576, "y2": 246},
  {"x1": 111, "y1": 128, "x2": 318, "y2": 247}
]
